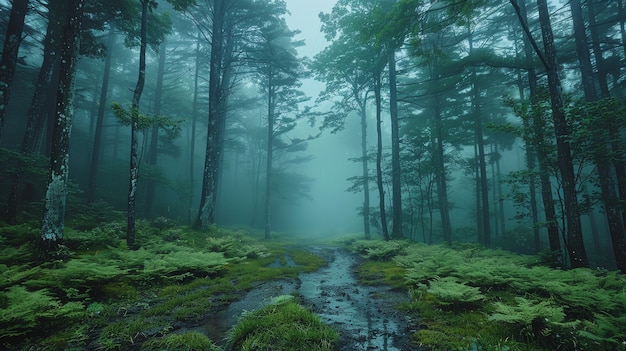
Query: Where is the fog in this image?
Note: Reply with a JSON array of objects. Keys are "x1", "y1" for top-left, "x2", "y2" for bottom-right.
[{"x1": 1, "y1": 0, "x2": 625, "y2": 270}]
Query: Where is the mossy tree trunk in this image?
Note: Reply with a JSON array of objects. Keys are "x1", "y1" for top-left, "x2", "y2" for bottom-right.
[
  {"x1": 40, "y1": 0, "x2": 84, "y2": 250},
  {"x1": 127, "y1": 0, "x2": 149, "y2": 249}
]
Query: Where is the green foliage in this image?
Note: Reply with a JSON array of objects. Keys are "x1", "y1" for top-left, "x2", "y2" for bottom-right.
[
  {"x1": 488, "y1": 297, "x2": 568, "y2": 335},
  {"x1": 0, "y1": 286, "x2": 85, "y2": 340},
  {"x1": 422, "y1": 277, "x2": 484, "y2": 307},
  {"x1": 350, "y1": 239, "x2": 626, "y2": 350},
  {"x1": 111, "y1": 102, "x2": 183, "y2": 139},
  {"x1": 350, "y1": 239, "x2": 406, "y2": 260},
  {"x1": 226, "y1": 295, "x2": 339, "y2": 351},
  {"x1": 143, "y1": 331, "x2": 221, "y2": 351}
]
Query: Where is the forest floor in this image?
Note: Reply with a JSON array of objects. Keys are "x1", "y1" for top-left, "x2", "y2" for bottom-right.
[{"x1": 204, "y1": 245, "x2": 419, "y2": 351}]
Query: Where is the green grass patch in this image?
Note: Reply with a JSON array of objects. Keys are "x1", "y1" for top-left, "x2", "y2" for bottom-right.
[{"x1": 226, "y1": 295, "x2": 339, "y2": 351}]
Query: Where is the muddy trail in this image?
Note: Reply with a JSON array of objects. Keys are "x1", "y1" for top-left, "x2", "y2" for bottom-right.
[{"x1": 205, "y1": 246, "x2": 420, "y2": 351}]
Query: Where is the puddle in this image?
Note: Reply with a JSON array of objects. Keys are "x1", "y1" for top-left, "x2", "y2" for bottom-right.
[
  {"x1": 203, "y1": 247, "x2": 417, "y2": 350},
  {"x1": 298, "y1": 247, "x2": 412, "y2": 351}
]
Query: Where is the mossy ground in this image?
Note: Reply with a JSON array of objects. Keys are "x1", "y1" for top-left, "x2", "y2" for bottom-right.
[
  {"x1": 0, "y1": 221, "x2": 329, "y2": 350},
  {"x1": 345, "y1": 238, "x2": 626, "y2": 351}
]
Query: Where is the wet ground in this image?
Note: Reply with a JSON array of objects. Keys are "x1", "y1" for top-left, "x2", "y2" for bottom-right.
[{"x1": 206, "y1": 246, "x2": 419, "y2": 350}]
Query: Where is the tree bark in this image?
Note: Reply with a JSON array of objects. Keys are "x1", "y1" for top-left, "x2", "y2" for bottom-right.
[
  {"x1": 389, "y1": 51, "x2": 402, "y2": 239},
  {"x1": 434, "y1": 95, "x2": 452, "y2": 244},
  {"x1": 40, "y1": 0, "x2": 83, "y2": 250},
  {"x1": 0, "y1": 0, "x2": 29, "y2": 142},
  {"x1": 570, "y1": 0, "x2": 626, "y2": 273},
  {"x1": 127, "y1": 0, "x2": 149, "y2": 249},
  {"x1": 264, "y1": 73, "x2": 275, "y2": 240},
  {"x1": 5, "y1": 0, "x2": 64, "y2": 224},
  {"x1": 360, "y1": 101, "x2": 371, "y2": 238},
  {"x1": 537, "y1": 0, "x2": 588, "y2": 268},
  {"x1": 196, "y1": 0, "x2": 225, "y2": 229},
  {"x1": 374, "y1": 69, "x2": 389, "y2": 241}
]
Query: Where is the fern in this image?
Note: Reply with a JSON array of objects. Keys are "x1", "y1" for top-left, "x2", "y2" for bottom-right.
[{"x1": 425, "y1": 277, "x2": 484, "y2": 306}]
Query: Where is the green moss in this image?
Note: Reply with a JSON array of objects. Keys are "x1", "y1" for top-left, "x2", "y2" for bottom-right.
[
  {"x1": 356, "y1": 260, "x2": 406, "y2": 288},
  {"x1": 226, "y1": 296, "x2": 339, "y2": 351}
]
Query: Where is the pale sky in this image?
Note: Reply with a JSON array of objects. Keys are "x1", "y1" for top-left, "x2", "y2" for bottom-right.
[{"x1": 284, "y1": 0, "x2": 337, "y2": 58}]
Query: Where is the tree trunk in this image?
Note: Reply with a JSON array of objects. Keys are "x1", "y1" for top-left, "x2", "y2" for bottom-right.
[
  {"x1": 537, "y1": 0, "x2": 588, "y2": 268},
  {"x1": 189, "y1": 33, "x2": 201, "y2": 223},
  {"x1": 127, "y1": 0, "x2": 149, "y2": 249},
  {"x1": 469, "y1": 34, "x2": 491, "y2": 247},
  {"x1": 145, "y1": 42, "x2": 167, "y2": 216},
  {"x1": 5, "y1": 0, "x2": 64, "y2": 223},
  {"x1": 264, "y1": 74, "x2": 275, "y2": 240},
  {"x1": 0, "y1": 0, "x2": 29, "y2": 141},
  {"x1": 40, "y1": 0, "x2": 83, "y2": 251},
  {"x1": 434, "y1": 96, "x2": 452, "y2": 244},
  {"x1": 87, "y1": 29, "x2": 115, "y2": 203},
  {"x1": 389, "y1": 51, "x2": 402, "y2": 239},
  {"x1": 374, "y1": 69, "x2": 389, "y2": 241},
  {"x1": 196, "y1": 0, "x2": 225, "y2": 229},
  {"x1": 570, "y1": 0, "x2": 625, "y2": 272},
  {"x1": 360, "y1": 101, "x2": 371, "y2": 238}
]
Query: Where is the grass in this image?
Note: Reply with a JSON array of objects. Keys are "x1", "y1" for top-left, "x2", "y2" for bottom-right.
[{"x1": 225, "y1": 295, "x2": 339, "y2": 351}]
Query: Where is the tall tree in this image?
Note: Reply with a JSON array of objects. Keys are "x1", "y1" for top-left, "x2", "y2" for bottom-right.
[
  {"x1": 250, "y1": 14, "x2": 308, "y2": 239},
  {"x1": 87, "y1": 29, "x2": 115, "y2": 203},
  {"x1": 0, "y1": 0, "x2": 29, "y2": 142},
  {"x1": 40, "y1": 0, "x2": 84, "y2": 251},
  {"x1": 535, "y1": 0, "x2": 588, "y2": 267},
  {"x1": 195, "y1": 0, "x2": 225, "y2": 229}
]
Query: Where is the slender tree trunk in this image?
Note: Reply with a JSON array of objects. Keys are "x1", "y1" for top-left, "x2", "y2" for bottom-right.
[
  {"x1": 360, "y1": 101, "x2": 370, "y2": 238},
  {"x1": 196, "y1": 0, "x2": 225, "y2": 229},
  {"x1": 374, "y1": 69, "x2": 389, "y2": 241},
  {"x1": 474, "y1": 143, "x2": 483, "y2": 242},
  {"x1": 87, "y1": 29, "x2": 115, "y2": 203},
  {"x1": 264, "y1": 76, "x2": 275, "y2": 240},
  {"x1": 470, "y1": 64, "x2": 490, "y2": 246},
  {"x1": 127, "y1": 0, "x2": 149, "y2": 248},
  {"x1": 189, "y1": 33, "x2": 201, "y2": 224},
  {"x1": 145, "y1": 42, "x2": 166, "y2": 216},
  {"x1": 434, "y1": 96, "x2": 452, "y2": 244},
  {"x1": 537, "y1": 0, "x2": 588, "y2": 268},
  {"x1": 389, "y1": 51, "x2": 402, "y2": 239},
  {"x1": 0, "y1": 0, "x2": 29, "y2": 141},
  {"x1": 40, "y1": 0, "x2": 83, "y2": 251}
]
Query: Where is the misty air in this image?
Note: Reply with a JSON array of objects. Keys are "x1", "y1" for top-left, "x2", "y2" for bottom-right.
[{"x1": 1, "y1": 0, "x2": 626, "y2": 350}]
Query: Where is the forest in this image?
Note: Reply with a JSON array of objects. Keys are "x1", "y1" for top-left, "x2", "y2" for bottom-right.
[{"x1": 1, "y1": 0, "x2": 626, "y2": 350}]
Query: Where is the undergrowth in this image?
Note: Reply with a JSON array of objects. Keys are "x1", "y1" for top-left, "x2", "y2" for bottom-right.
[
  {"x1": 347, "y1": 239, "x2": 626, "y2": 351},
  {"x1": 0, "y1": 221, "x2": 328, "y2": 350},
  {"x1": 225, "y1": 295, "x2": 339, "y2": 351}
]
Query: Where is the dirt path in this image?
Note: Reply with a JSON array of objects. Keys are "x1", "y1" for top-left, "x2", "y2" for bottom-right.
[{"x1": 206, "y1": 246, "x2": 420, "y2": 351}]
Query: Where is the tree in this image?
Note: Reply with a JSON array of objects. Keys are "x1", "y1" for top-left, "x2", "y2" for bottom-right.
[
  {"x1": 314, "y1": 7, "x2": 375, "y2": 237},
  {"x1": 535, "y1": 0, "x2": 588, "y2": 267},
  {"x1": 0, "y1": 0, "x2": 29, "y2": 142},
  {"x1": 40, "y1": 0, "x2": 84, "y2": 251},
  {"x1": 249, "y1": 14, "x2": 309, "y2": 239},
  {"x1": 195, "y1": 0, "x2": 226, "y2": 229}
]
